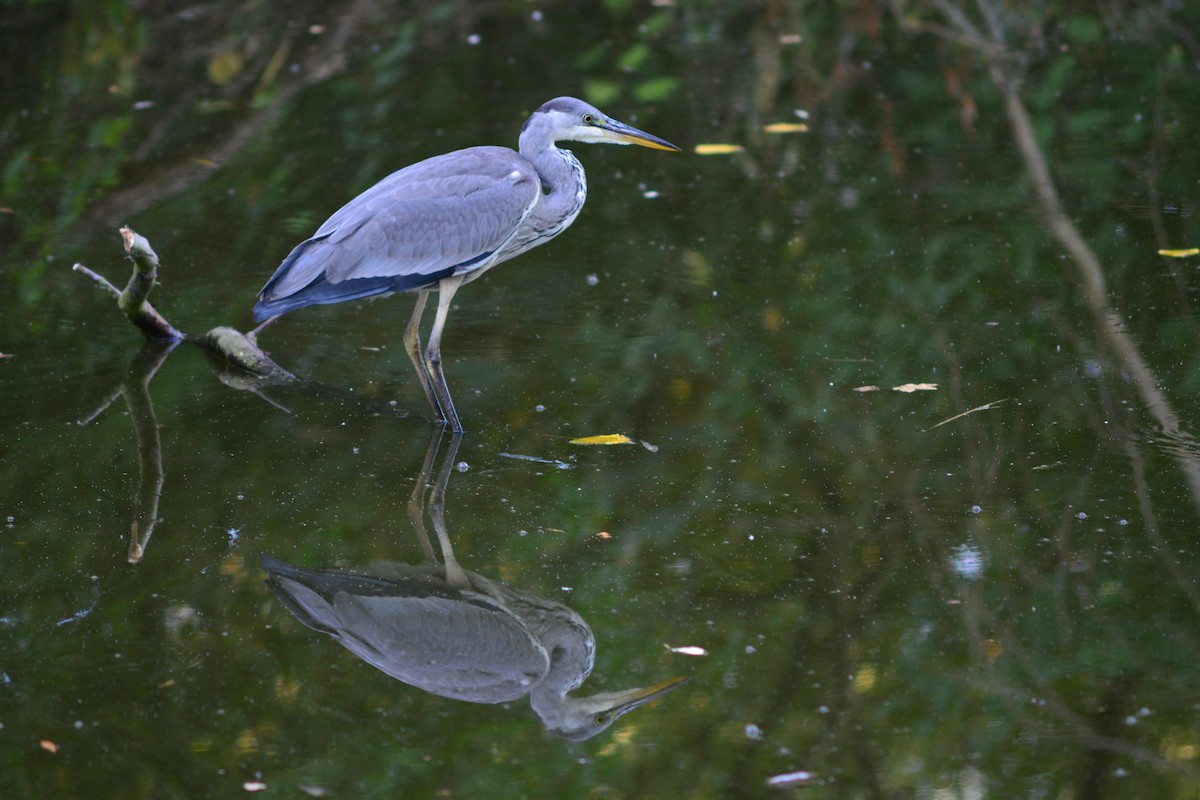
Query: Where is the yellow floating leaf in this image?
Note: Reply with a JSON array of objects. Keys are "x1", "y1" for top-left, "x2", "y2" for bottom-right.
[
  {"x1": 694, "y1": 143, "x2": 744, "y2": 155},
  {"x1": 763, "y1": 122, "x2": 808, "y2": 133},
  {"x1": 568, "y1": 433, "x2": 635, "y2": 446},
  {"x1": 893, "y1": 383, "x2": 938, "y2": 393},
  {"x1": 1158, "y1": 248, "x2": 1199, "y2": 257}
]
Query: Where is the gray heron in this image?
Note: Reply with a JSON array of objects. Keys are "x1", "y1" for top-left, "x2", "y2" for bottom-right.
[{"x1": 253, "y1": 97, "x2": 679, "y2": 432}]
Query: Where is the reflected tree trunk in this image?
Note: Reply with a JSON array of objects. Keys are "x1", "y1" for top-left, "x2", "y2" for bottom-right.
[{"x1": 904, "y1": 0, "x2": 1200, "y2": 588}]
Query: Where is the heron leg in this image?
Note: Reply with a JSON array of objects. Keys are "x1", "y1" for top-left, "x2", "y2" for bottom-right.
[
  {"x1": 425, "y1": 276, "x2": 465, "y2": 433},
  {"x1": 403, "y1": 291, "x2": 443, "y2": 423},
  {"x1": 247, "y1": 314, "x2": 281, "y2": 341}
]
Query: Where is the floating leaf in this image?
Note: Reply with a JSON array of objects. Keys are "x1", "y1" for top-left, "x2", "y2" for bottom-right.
[
  {"x1": 853, "y1": 385, "x2": 879, "y2": 393},
  {"x1": 694, "y1": 143, "x2": 744, "y2": 155},
  {"x1": 763, "y1": 122, "x2": 808, "y2": 134},
  {"x1": 40, "y1": 740, "x2": 59, "y2": 754},
  {"x1": 1158, "y1": 248, "x2": 1199, "y2": 257},
  {"x1": 893, "y1": 383, "x2": 938, "y2": 393},
  {"x1": 666, "y1": 645, "x2": 708, "y2": 656},
  {"x1": 766, "y1": 771, "x2": 813, "y2": 788},
  {"x1": 569, "y1": 433, "x2": 635, "y2": 446}
]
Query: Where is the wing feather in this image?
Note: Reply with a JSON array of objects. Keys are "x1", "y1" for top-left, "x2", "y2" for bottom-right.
[{"x1": 256, "y1": 146, "x2": 540, "y2": 315}]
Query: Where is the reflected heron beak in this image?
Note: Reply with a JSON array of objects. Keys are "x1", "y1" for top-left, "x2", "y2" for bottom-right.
[
  {"x1": 603, "y1": 675, "x2": 689, "y2": 719},
  {"x1": 599, "y1": 118, "x2": 681, "y2": 152}
]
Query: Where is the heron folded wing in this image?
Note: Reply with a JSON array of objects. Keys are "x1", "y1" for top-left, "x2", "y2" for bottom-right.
[
  {"x1": 322, "y1": 168, "x2": 539, "y2": 283},
  {"x1": 255, "y1": 146, "x2": 539, "y2": 314}
]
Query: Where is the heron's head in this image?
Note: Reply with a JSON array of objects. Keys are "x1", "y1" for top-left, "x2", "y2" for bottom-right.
[
  {"x1": 542, "y1": 676, "x2": 688, "y2": 741},
  {"x1": 522, "y1": 96, "x2": 679, "y2": 152}
]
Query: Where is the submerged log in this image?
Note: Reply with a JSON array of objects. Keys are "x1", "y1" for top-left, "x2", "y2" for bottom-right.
[{"x1": 199, "y1": 326, "x2": 297, "y2": 386}]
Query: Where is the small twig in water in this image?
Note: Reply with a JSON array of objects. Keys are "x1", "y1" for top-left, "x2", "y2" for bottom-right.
[{"x1": 926, "y1": 398, "x2": 1009, "y2": 431}]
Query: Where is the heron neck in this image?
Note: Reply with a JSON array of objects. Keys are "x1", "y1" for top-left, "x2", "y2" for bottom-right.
[
  {"x1": 524, "y1": 602, "x2": 595, "y2": 722},
  {"x1": 519, "y1": 136, "x2": 587, "y2": 227}
]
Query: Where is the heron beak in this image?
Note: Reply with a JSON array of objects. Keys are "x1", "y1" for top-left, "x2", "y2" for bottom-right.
[
  {"x1": 605, "y1": 676, "x2": 689, "y2": 718},
  {"x1": 601, "y1": 118, "x2": 681, "y2": 152}
]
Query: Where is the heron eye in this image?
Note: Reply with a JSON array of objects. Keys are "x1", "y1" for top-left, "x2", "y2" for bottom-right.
[
  {"x1": 582, "y1": 114, "x2": 595, "y2": 124},
  {"x1": 594, "y1": 713, "x2": 609, "y2": 725}
]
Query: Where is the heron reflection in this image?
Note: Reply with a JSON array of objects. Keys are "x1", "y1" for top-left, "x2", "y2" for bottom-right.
[{"x1": 262, "y1": 435, "x2": 685, "y2": 740}]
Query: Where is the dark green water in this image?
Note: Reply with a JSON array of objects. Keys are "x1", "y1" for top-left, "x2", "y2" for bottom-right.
[{"x1": 3, "y1": 2, "x2": 1200, "y2": 797}]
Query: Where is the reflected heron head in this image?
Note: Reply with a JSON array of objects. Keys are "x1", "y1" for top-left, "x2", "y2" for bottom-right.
[{"x1": 543, "y1": 676, "x2": 688, "y2": 741}]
